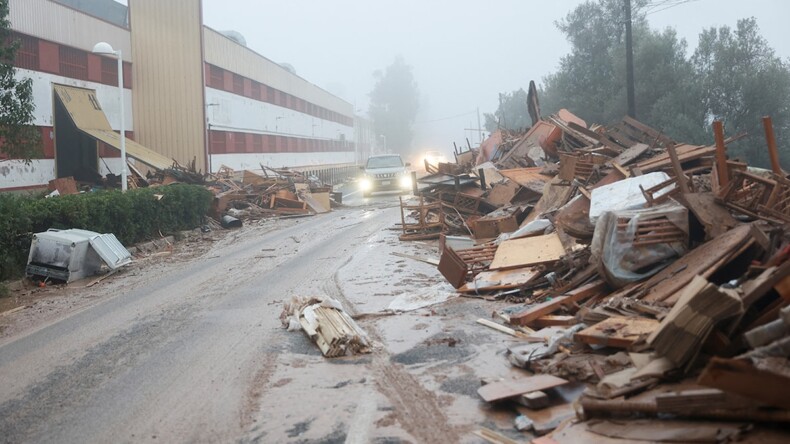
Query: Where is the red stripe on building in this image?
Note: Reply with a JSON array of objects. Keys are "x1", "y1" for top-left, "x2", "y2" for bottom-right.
[
  {"x1": 204, "y1": 63, "x2": 353, "y2": 127},
  {"x1": 208, "y1": 130, "x2": 354, "y2": 155}
]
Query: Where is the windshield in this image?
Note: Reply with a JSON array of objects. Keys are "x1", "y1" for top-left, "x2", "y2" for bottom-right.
[{"x1": 366, "y1": 156, "x2": 403, "y2": 169}]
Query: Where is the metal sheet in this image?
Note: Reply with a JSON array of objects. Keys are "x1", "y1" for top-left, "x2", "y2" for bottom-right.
[
  {"x1": 82, "y1": 129, "x2": 173, "y2": 170},
  {"x1": 89, "y1": 233, "x2": 132, "y2": 270},
  {"x1": 53, "y1": 85, "x2": 173, "y2": 170}
]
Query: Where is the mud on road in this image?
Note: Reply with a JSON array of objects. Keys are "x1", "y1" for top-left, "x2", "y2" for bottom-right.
[{"x1": 0, "y1": 198, "x2": 528, "y2": 443}]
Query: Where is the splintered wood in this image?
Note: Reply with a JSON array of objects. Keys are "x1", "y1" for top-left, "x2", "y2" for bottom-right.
[
  {"x1": 648, "y1": 275, "x2": 743, "y2": 369},
  {"x1": 287, "y1": 298, "x2": 371, "y2": 358}
]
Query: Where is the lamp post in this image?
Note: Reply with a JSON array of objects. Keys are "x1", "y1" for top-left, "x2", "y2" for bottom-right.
[{"x1": 92, "y1": 42, "x2": 127, "y2": 191}]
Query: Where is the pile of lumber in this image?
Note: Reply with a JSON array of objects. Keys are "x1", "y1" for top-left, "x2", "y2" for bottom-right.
[
  {"x1": 281, "y1": 297, "x2": 371, "y2": 358},
  {"x1": 397, "y1": 106, "x2": 790, "y2": 441}
]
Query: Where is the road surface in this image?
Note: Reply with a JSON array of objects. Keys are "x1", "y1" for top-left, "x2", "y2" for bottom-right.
[{"x1": 0, "y1": 189, "x2": 517, "y2": 443}]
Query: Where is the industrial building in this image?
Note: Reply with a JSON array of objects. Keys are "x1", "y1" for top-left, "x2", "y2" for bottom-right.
[{"x1": 1, "y1": 0, "x2": 367, "y2": 191}]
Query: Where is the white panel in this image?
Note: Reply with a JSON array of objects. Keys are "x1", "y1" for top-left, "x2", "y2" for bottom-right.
[
  {"x1": 206, "y1": 88, "x2": 353, "y2": 142},
  {"x1": 203, "y1": 28, "x2": 352, "y2": 116},
  {"x1": 16, "y1": 68, "x2": 133, "y2": 131},
  {"x1": 0, "y1": 160, "x2": 56, "y2": 189},
  {"x1": 210, "y1": 153, "x2": 355, "y2": 173},
  {"x1": 99, "y1": 158, "x2": 124, "y2": 176},
  {"x1": 9, "y1": 0, "x2": 132, "y2": 62}
]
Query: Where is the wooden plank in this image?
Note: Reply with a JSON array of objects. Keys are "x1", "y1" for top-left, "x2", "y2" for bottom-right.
[
  {"x1": 489, "y1": 233, "x2": 565, "y2": 270},
  {"x1": 472, "y1": 428, "x2": 522, "y2": 444},
  {"x1": 508, "y1": 280, "x2": 607, "y2": 326},
  {"x1": 459, "y1": 268, "x2": 540, "y2": 293},
  {"x1": 681, "y1": 193, "x2": 739, "y2": 240},
  {"x1": 532, "y1": 315, "x2": 578, "y2": 328},
  {"x1": 478, "y1": 374, "x2": 568, "y2": 403},
  {"x1": 476, "y1": 318, "x2": 531, "y2": 339},
  {"x1": 574, "y1": 316, "x2": 660, "y2": 349},
  {"x1": 666, "y1": 144, "x2": 691, "y2": 194},
  {"x1": 611, "y1": 142, "x2": 649, "y2": 167},
  {"x1": 636, "y1": 144, "x2": 715, "y2": 173}
]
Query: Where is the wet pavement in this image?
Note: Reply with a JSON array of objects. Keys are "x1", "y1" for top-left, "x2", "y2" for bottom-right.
[{"x1": 0, "y1": 188, "x2": 527, "y2": 443}]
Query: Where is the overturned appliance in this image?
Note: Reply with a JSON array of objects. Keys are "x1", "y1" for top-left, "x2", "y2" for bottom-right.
[{"x1": 26, "y1": 229, "x2": 132, "y2": 282}]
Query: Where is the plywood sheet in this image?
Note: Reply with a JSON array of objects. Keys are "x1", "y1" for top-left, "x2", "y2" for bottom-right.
[
  {"x1": 499, "y1": 167, "x2": 550, "y2": 193},
  {"x1": 489, "y1": 233, "x2": 565, "y2": 270},
  {"x1": 458, "y1": 268, "x2": 539, "y2": 293},
  {"x1": 478, "y1": 374, "x2": 568, "y2": 403},
  {"x1": 574, "y1": 316, "x2": 659, "y2": 349}
]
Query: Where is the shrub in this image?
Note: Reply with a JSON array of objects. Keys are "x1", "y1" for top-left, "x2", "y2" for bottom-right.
[{"x1": 0, "y1": 184, "x2": 212, "y2": 280}]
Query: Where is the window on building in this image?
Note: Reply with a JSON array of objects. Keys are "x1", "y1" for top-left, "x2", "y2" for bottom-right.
[
  {"x1": 210, "y1": 131, "x2": 226, "y2": 154},
  {"x1": 100, "y1": 57, "x2": 118, "y2": 85},
  {"x1": 209, "y1": 65, "x2": 224, "y2": 89},
  {"x1": 251, "y1": 81, "x2": 261, "y2": 100},
  {"x1": 14, "y1": 33, "x2": 39, "y2": 70},
  {"x1": 266, "y1": 86, "x2": 275, "y2": 103},
  {"x1": 252, "y1": 134, "x2": 263, "y2": 152},
  {"x1": 232, "y1": 74, "x2": 244, "y2": 95},
  {"x1": 59, "y1": 46, "x2": 88, "y2": 80},
  {"x1": 235, "y1": 132, "x2": 246, "y2": 152}
]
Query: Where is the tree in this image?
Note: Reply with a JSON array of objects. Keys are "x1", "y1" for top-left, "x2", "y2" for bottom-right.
[
  {"x1": 0, "y1": 0, "x2": 40, "y2": 161},
  {"x1": 368, "y1": 56, "x2": 419, "y2": 154},
  {"x1": 541, "y1": 0, "x2": 705, "y2": 141},
  {"x1": 483, "y1": 89, "x2": 531, "y2": 133},
  {"x1": 692, "y1": 18, "x2": 790, "y2": 167}
]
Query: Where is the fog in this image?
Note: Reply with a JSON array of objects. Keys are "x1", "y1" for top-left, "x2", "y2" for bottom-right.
[{"x1": 197, "y1": 0, "x2": 790, "y2": 154}]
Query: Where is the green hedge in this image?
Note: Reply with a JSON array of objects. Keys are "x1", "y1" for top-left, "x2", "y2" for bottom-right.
[{"x1": 0, "y1": 184, "x2": 212, "y2": 280}]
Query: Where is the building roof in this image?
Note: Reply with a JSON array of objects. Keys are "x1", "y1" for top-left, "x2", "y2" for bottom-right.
[{"x1": 52, "y1": 0, "x2": 128, "y2": 28}]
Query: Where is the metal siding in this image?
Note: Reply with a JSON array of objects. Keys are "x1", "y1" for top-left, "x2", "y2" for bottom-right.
[
  {"x1": 129, "y1": 0, "x2": 206, "y2": 171},
  {"x1": 203, "y1": 28, "x2": 353, "y2": 118},
  {"x1": 9, "y1": 0, "x2": 132, "y2": 62}
]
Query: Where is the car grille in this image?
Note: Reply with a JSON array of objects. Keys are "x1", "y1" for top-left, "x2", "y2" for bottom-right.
[{"x1": 374, "y1": 173, "x2": 399, "y2": 178}]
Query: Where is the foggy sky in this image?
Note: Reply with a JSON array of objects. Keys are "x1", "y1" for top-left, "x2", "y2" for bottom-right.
[{"x1": 192, "y1": 1, "x2": 790, "y2": 152}]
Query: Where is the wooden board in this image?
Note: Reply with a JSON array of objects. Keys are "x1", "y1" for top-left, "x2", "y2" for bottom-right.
[
  {"x1": 508, "y1": 280, "x2": 607, "y2": 326},
  {"x1": 611, "y1": 142, "x2": 650, "y2": 166},
  {"x1": 477, "y1": 374, "x2": 568, "y2": 403},
  {"x1": 681, "y1": 193, "x2": 739, "y2": 240},
  {"x1": 459, "y1": 268, "x2": 540, "y2": 293},
  {"x1": 627, "y1": 224, "x2": 755, "y2": 304},
  {"x1": 499, "y1": 167, "x2": 550, "y2": 193},
  {"x1": 574, "y1": 316, "x2": 659, "y2": 349},
  {"x1": 489, "y1": 233, "x2": 565, "y2": 270},
  {"x1": 636, "y1": 144, "x2": 716, "y2": 173},
  {"x1": 485, "y1": 181, "x2": 521, "y2": 207}
]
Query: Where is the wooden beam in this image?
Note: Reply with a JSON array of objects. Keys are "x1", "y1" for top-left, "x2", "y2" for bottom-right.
[
  {"x1": 508, "y1": 280, "x2": 607, "y2": 326},
  {"x1": 763, "y1": 116, "x2": 783, "y2": 175},
  {"x1": 713, "y1": 120, "x2": 729, "y2": 189},
  {"x1": 666, "y1": 143, "x2": 691, "y2": 194}
]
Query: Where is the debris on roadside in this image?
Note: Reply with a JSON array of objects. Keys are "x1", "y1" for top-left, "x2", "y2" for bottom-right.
[
  {"x1": 391, "y1": 106, "x2": 790, "y2": 440},
  {"x1": 26, "y1": 229, "x2": 132, "y2": 283},
  {"x1": 281, "y1": 296, "x2": 371, "y2": 357}
]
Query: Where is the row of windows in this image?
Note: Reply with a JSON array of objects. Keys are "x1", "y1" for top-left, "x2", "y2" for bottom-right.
[
  {"x1": 209, "y1": 131, "x2": 354, "y2": 155},
  {"x1": 10, "y1": 32, "x2": 131, "y2": 88},
  {"x1": 205, "y1": 63, "x2": 354, "y2": 127}
]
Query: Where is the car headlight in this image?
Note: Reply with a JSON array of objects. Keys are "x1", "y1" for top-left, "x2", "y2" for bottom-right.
[
  {"x1": 359, "y1": 177, "x2": 372, "y2": 191},
  {"x1": 400, "y1": 175, "x2": 412, "y2": 188}
]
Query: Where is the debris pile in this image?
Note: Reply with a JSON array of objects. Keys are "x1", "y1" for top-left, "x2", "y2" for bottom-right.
[{"x1": 401, "y1": 110, "x2": 790, "y2": 440}]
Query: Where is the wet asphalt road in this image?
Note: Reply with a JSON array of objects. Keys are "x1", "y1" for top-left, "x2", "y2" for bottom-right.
[{"x1": 0, "y1": 181, "x2": 510, "y2": 443}]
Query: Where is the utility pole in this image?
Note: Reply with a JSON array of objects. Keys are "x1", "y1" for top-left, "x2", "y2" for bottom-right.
[
  {"x1": 477, "y1": 107, "x2": 483, "y2": 145},
  {"x1": 624, "y1": 0, "x2": 636, "y2": 118}
]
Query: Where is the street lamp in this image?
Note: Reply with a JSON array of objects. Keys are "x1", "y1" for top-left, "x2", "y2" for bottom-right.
[{"x1": 92, "y1": 41, "x2": 127, "y2": 191}]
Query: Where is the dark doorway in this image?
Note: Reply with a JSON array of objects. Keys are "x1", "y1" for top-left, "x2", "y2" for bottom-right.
[{"x1": 54, "y1": 89, "x2": 100, "y2": 182}]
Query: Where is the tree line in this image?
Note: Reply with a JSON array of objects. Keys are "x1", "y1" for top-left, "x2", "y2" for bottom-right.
[{"x1": 487, "y1": 0, "x2": 790, "y2": 169}]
